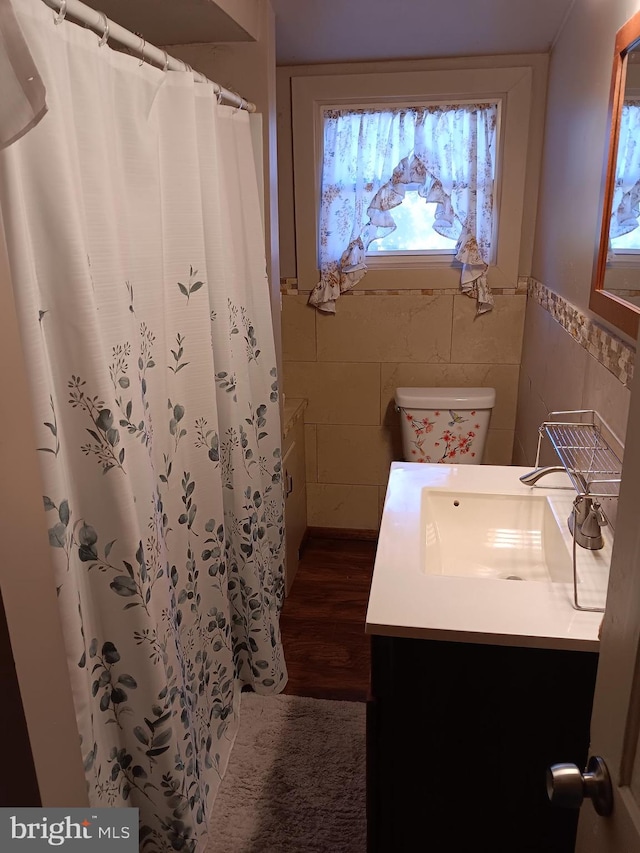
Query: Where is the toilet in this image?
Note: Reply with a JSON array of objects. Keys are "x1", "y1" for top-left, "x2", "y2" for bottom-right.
[{"x1": 395, "y1": 387, "x2": 496, "y2": 464}]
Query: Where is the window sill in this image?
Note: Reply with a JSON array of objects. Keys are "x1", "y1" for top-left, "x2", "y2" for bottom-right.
[
  {"x1": 365, "y1": 253, "x2": 460, "y2": 271},
  {"x1": 295, "y1": 265, "x2": 519, "y2": 293}
]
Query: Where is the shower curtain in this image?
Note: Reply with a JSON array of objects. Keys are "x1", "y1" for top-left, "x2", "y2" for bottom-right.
[{"x1": 0, "y1": 1, "x2": 286, "y2": 850}]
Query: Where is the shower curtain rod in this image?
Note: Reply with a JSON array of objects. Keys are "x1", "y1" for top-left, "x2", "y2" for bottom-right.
[{"x1": 41, "y1": 0, "x2": 256, "y2": 112}]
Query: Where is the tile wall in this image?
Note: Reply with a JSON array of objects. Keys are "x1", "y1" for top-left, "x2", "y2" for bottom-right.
[
  {"x1": 514, "y1": 279, "x2": 634, "y2": 470},
  {"x1": 282, "y1": 286, "x2": 527, "y2": 531},
  {"x1": 283, "y1": 277, "x2": 636, "y2": 532}
]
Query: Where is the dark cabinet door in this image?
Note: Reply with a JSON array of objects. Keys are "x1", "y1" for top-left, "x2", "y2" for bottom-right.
[{"x1": 367, "y1": 636, "x2": 598, "y2": 853}]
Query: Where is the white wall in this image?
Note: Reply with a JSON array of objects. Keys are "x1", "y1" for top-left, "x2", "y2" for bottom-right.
[
  {"x1": 533, "y1": 0, "x2": 640, "y2": 310},
  {"x1": 514, "y1": 0, "x2": 639, "y2": 471}
]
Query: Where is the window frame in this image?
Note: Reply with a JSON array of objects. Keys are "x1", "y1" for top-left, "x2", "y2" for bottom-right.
[
  {"x1": 291, "y1": 67, "x2": 532, "y2": 293},
  {"x1": 317, "y1": 98, "x2": 502, "y2": 267}
]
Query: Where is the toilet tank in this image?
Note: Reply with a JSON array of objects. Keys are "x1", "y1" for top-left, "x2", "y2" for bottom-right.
[{"x1": 395, "y1": 387, "x2": 496, "y2": 464}]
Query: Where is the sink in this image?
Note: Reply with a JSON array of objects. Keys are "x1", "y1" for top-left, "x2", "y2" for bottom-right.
[
  {"x1": 366, "y1": 463, "x2": 609, "y2": 650},
  {"x1": 421, "y1": 490, "x2": 573, "y2": 583}
]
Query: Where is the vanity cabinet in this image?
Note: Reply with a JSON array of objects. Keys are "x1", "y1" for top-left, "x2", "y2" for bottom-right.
[
  {"x1": 282, "y1": 399, "x2": 307, "y2": 595},
  {"x1": 367, "y1": 636, "x2": 598, "y2": 853}
]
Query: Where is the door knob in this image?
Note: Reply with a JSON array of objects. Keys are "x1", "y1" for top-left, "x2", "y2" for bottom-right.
[{"x1": 546, "y1": 755, "x2": 613, "y2": 817}]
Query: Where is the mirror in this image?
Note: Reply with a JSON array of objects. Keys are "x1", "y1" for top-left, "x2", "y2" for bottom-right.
[{"x1": 591, "y1": 10, "x2": 640, "y2": 340}]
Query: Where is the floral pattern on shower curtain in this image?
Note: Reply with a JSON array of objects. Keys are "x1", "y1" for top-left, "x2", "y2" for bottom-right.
[{"x1": 0, "y1": 1, "x2": 286, "y2": 850}]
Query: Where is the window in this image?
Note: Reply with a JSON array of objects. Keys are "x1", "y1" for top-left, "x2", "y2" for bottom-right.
[
  {"x1": 366, "y1": 195, "x2": 457, "y2": 254},
  {"x1": 320, "y1": 103, "x2": 497, "y2": 260},
  {"x1": 289, "y1": 66, "x2": 535, "y2": 312},
  {"x1": 314, "y1": 102, "x2": 498, "y2": 311}
]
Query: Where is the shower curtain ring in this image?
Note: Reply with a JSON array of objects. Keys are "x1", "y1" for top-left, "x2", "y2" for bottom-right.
[
  {"x1": 138, "y1": 35, "x2": 146, "y2": 66},
  {"x1": 162, "y1": 50, "x2": 170, "y2": 72},
  {"x1": 97, "y1": 12, "x2": 109, "y2": 46},
  {"x1": 53, "y1": 0, "x2": 67, "y2": 25},
  {"x1": 215, "y1": 88, "x2": 223, "y2": 105}
]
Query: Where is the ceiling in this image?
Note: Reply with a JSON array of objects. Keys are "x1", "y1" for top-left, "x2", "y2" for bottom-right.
[
  {"x1": 83, "y1": 0, "x2": 577, "y2": 64},
  {"x1": 269, "y1": 0, "x2": 576, "y2": 65}
]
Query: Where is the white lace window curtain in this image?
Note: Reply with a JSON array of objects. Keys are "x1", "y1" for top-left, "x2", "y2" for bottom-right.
[
  {"x1": 309, "y1": 103, "x2": 498, "y2": 314},
  {"x1": 610, "y1": 99, "x2": 640, "y2": 242}
]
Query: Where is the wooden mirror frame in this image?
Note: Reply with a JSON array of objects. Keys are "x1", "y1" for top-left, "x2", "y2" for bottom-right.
[{"x1": 590, "y1": 9, "x2": 640, "y2": 341}]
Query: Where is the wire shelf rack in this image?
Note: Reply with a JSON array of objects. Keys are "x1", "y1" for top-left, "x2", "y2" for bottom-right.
[
  {"x1": 540, "y1": 419, "x2": 622, "y2": 499},
  {"x1": 534, "y1": 410, "x2": 623, "y2": 613}
]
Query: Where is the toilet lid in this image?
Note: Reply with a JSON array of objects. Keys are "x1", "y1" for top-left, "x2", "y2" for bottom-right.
[{"x1": 395, "y1": 387, "x2": 496, "y2": 409}]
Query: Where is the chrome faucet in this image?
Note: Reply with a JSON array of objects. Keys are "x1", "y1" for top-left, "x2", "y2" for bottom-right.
[
  {"x1": 518, "y1": 466, "x2": 568, "y2": 486},
  {"x1": 569, "y1": 496, "x2": 608, "y2": 551},
  {"x1": 520, "y1": 467, "x2": 607, "y2": 550}
]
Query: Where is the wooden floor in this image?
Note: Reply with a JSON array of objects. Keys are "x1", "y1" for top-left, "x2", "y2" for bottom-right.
[{"x1": 279, "y1": 537, "x2": 377, "y2": 702}]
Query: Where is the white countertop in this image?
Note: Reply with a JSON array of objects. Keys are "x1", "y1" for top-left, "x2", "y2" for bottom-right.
[{"x1": 365, "y1": 462, "x2": 611, "y2": 652}]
